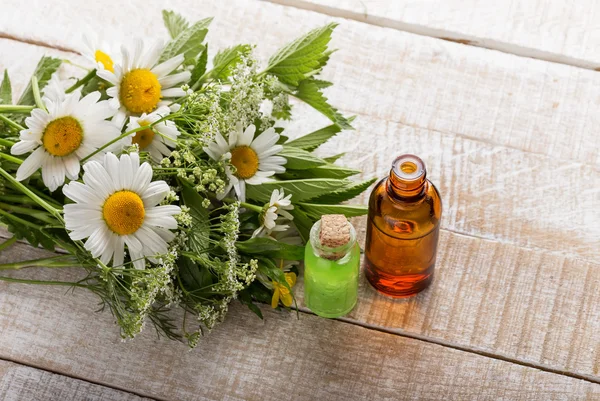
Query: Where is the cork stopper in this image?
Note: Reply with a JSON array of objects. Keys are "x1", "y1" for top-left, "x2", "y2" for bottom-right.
[{"x1": 318, "y1": 214, "x2": 351, "y2": 260}]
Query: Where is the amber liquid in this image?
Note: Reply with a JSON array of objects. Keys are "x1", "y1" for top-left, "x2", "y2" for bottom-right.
[{"x1": 365, "y1": 173, "x2": 442, "y2": 298}]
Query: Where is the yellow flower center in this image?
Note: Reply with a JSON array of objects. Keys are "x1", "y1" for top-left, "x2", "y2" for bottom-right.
[
  {"x1": 230, "y1": 145, "x2": 259, "y2": 179},
  {"x1": 102, "y1": 190, "x2": 145, "y2": 235},
  {"x1": 94, "y1": 49, "x2": 114, "y2": 72},
  {"x1": 120, "y1": 69, "x2": 161, "y2": 114},
  {"x1": 131, "y1": 121, "x2": 155, "y2": 150},
  {"x1": 42, "y1": 116, "x2": 83, "y2": 157}
]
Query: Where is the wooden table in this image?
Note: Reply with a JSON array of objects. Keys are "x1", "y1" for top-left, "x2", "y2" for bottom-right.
[{"x1": 1, "y1": 1, "x2": 599, "y2": 400}]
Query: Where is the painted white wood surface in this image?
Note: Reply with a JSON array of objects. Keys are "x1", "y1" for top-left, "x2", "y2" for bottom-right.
[{"x1": 264, "y1": 0, "x2": 600, "y2": 70}]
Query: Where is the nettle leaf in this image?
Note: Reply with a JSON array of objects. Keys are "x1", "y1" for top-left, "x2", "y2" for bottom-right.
[
  {"x1": 190, "y1": 46, "x2": 208, "y2": 86},
  {"x1": 0, "y1": 70, "x2": 12, "y2": 104},
  {"x1": 299, "y1": 203, "x2": 368, "y2": 219},
  {"x1": 257, "y1": 257, "x2": 293, "y2": 292},
  {"x1": 177, "y1": 255, "x2": 213, "y2": 294},
  {"x1": 181, "y1": 185, "x2": 210, "y2": 254},
  {"x1": 266, "y1": 23, "x2": 338, "y2": 87},
  {"x1": 324, "y1": 153, "x2": 345, "y2": 163},
  {"x1": 159, "y1": 17, "x2": 212, "y2": 63},
  {"x1": 285, "y1": 123, "x2": 342, "y2": 151},
  {"x1": 280, "y1": 146, "x2": 326, "y2": 170},
  {"x1": 206, "y1": 44, "x2": 252, "y2": 81},
  {"x1": 18, "y1": 57, "x2": 61, "y2": 105},
  {"x1": 290, "y1": 207, "x2": 314, "y2": 242},
  {"x1": 287, "y1": 164, "x2": 361, "y2": 179},
  {"x1": 311, "y1": 177, "x2": 377, "y2": 204},
  {"x1": 236, "y1": 237, "x2": 304, "y2": 260},
  {"x1": 162, "y1": 10, "x2": 190, "y2": 39},
  {"x1": 246, "y1": 178, "x2": 350, "y2": 203},
  {"x1": 293, "y1": 79, "x2": 353, "y2": 129}
]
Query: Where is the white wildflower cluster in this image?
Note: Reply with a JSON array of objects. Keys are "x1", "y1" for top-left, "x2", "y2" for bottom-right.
[{"x1": 175, "y1": 205, "x2": 192, "y2": 227}]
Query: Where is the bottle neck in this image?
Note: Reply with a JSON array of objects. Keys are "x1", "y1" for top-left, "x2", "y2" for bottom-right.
[
  {"x1": 309, "y1": 219, "x2": 357, "y2": 261},
  {"x1": 386, "y1": 154, "x2": 427, "y2": 200}
]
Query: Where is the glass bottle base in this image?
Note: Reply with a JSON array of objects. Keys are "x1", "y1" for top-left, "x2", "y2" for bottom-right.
[
  {"x1": 364, "y1": 260, "x2": 434, "y2": 298},
  {"x1": 307, "y1": 299, "x2": 356, "y2": 319}
]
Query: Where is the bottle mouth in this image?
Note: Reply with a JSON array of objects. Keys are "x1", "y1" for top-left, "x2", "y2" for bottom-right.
[
  {"x1": 392, "y1": 154, "x2": 426, "y2": 182},
  {"x1": 309, "y1": 219, "x2": 357, "y2": 260}
]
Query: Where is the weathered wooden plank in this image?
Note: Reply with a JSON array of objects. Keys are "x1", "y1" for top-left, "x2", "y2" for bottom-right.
[
  {"x1": 0, "y1": 0, "x2": 599, "y2": 167},
  {"x1": 1, "y1": 243, "x2": 600, "y2": 401},
  {"x1": 265, "y1": 0, "x2": 600, "y2": 70},
  {"x1": 0, "y1": 359, "x2": 151, "y2": 401}
]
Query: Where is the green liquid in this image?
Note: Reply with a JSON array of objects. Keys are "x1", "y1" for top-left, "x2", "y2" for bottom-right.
[{"x1": 304, "y1": 242, "x2": 360, "y2": 318}]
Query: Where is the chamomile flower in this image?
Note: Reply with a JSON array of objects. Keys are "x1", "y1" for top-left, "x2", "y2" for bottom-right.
[
  {"x1": 252, "y1": 189, "x2": 294, "y2": 237},
  {"x1": 97, "y1": 39, "x2": 191, "y2": 128},
  {"x1": 81, "y1": 33, "x2": 119, "y2": 72},
  {"x1": 11, "y1": 91, "x2": 120, "y2": 191},
  {"x1": 203, "y1": 123, "x2": 286, "y2": 201},
  {"x1": 124, "y1": 106, "x2": 180, "y2": 163},
  {"x1": 63, "y1": 152, "x2": 181, "y2": 270}
]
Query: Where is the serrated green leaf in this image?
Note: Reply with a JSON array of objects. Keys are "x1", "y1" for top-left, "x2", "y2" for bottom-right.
[
  {"x1": 206, "y1": 44, "x2": 252, "y2": 81},
  {"x1": 181, "y1": 185, "x2": 210, "y2": 255},
  {"x1": 246, "y1": 178, "x2": 350, "y2": 203},
  {"x1": 162, "y1": 10, "x2": 190, "y2": 39},
  {"x1": 289, "y1": 207, "x2": 314, "y2": 242},
  {"x1": 293, "y1": 164, "x2": 361, "y2": 179},
  {"x1": 0, "y1": 70, "x2": 12, "y2": 104},
  {"x1": 236, "y1": 237, "x2": 304, "y2": 260},
  {"x1": 311, "y1": 177, "x2": 377, "y2": 204},
  {"x1": 18, "y1": 57, "x2": 62, "y2": 105},
  {"x1": 190, "y1": 46, "x2": 208, "y2": 87},
  {"x1": 280, "y1": 145, "x2": 326, "y2": 169},
  {"x1": 299, "y1": 203, "x2": 368, "y2": 219},
  {"x1": 257, "y1": 257, "x2": 293, "y2": 292},
  {"x1": 160, "y1": 17, "x2": 212, "y2": 63},
  {"x1": 266, "y1": 23, "x2": 337, "y2": 87},
  {"x1": 177, "y1": 255, "x2": 213, "y2": 293},
  {"x1": 286, "y1": 123, "x2": 341, "y2": 151},
  {"x1": 293, "y1": 79, "x2": 353, "y2": 129},
  {"x1": 324, "y1": 153, "x2": 345, "y2": 163}
]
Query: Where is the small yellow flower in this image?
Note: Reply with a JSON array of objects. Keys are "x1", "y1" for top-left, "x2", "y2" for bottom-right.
[{"x1": 271, "y1": 272, "x2": 297, "y2": 308}]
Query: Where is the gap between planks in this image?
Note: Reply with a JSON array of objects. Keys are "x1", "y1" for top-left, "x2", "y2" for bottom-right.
[
  {"x1": 263, "y1": 0, "x2": 600, "y2": 72},
  {"x1": 0, "y1": 354, "x2": 159, "y2": 401}
]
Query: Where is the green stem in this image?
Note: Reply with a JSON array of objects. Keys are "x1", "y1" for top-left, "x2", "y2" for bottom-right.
[
  {"x1": 0, "y1": 195, "x2": 38, "y2": 205},
  {"x1": 0, "y1": 208, "x2": 41, "y2": 230},
  {"x1": 0, "y1": 152, "x2": 22, "y2": 165},
  {"x1": 65, "y1": 69, "x2": 96, "y2": 94},
  {"x1": 0, "y1": 276, "x2": 88, "y2": 287},
  {"x1": 0, "y1": 137, "x2": 15, "y2": 147},
  {"x1": 0, "y1": 236, "x2": 17, "y2": 252},
  {"x1": 0, "y1": 255, "x2": 79, "y2": 270},
  {"x1": 0, "y1": 202, "x2": 57, "y2": 224},
  {"x1": 240, "y1": 201, "x2": 263, "y2": 213},
  {"x1": 31, "y1": 77, "x2": 46, "y2": 112},
  {"x1": 0, "y1": 114, "x2": 24, "y2": 131},
  {"x1": 0, "y1": 167, "x2": 63, "y2": 221},
  {"x1": 0, "y1": 105, "x2": 34, "y2": 113}
]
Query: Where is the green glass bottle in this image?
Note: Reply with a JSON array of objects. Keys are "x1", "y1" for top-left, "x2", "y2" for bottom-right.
[{"x1": 304, "y1": 215, "x2": 360, "y2": 318}]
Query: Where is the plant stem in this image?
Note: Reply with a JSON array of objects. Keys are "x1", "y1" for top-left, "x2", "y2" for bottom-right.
[
  {"x1": 0, "y1": 208, "x2": 41, "y2": 230},
  {"x1": 31, "y1": 76, "x2": 47, "y2": 112},
  {"x1": 0, "y1": 195, "x2": 38, "y2": 205},
  {"x1": 0, "y1": 152, "x2": 22, "y2": 165},
  {"x1": 0, "y1": 105, "x2": 34, "y2": 113},
  {"x1": 0, "y1": 276, "x2": 88, "y2": 287},
  {"x1": 0, "y1": 255, "x2": 79, "y2": 270},
  {"x1": 0, "y1": 114, "x2": 24, "y2": 132},
  {"x1": 0, "y1": 202, "x2": 57, "y2": 224},
  {"x1": 0, "y1": 236, "x2": 17, "y2": 252},
  {"x1": 66, "y1": 69, "x2": 96, "y2": 94},
  {"x1": 0, "y1": 137, "x2": 15, "y2": 147},
  {"x1": 241, "y1": 201, "x2": 263, "y2": 213},
  {"x1": 0, "y1": 167, "x2": 63, "y2": 221}
]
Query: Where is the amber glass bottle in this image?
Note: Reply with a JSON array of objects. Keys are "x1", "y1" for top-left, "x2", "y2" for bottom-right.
[{"x1": 364, "y1": 155, "x2": 442, "y2": 297}]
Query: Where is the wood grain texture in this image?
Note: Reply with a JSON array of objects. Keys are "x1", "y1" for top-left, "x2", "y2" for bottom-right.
[
  {"x1": 0, "y1": 359, "x2": 151, "y2": 401},
  {"x1": 0, "y1": 0, "x2": 598, "y2": 167},
  {"x1": 1, "y1": 243, "x2": 600, "y2": 401},
  {"x1": 265, "y1": 0, "x2": 600, "y2": 70}
]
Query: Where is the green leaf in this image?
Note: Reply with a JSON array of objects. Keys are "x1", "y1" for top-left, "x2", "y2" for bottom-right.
[
  {"x1": 285, "y1": 164, "x2": 361, "y2": 179},
  {"x1": 285, "y1": 123, "x2": 341, "y2": 151},
  {"x1": 236, "y1": 237, "x2": 304, "y2": 260},
  {"x1": 0, "y1": 70, "x2": 12, "y2": 104},
  {"x1": 159, "y1": 17, "x2": 212, "y2": 63},
  {"x1": 238, "y1": 288, "x2": 263, "y2": 319},
  {"x1": 190, "y1": 46, "x2": 208, "y2": 87},
  {"x1": 324, "y1": 153, "x2": 345, "y2": 163},
  {"x1": 293, "y1": 79, "x2": 353, "y2": 129},
  {"x1": 257, "y1": 257, "x2": 293, "y2": 292},
  {"x1": 206, "y1": 44, "x2": 252, "y2": 81},
  {"x1": 266, "y1": 23, "x2": 337, "y2": 87},
  {"x1": 299, "y1": 203, "x2": 368, "y2": 219},
  {"x1": 245, "y1": 178, "x2": 350, "y2": 203},
  {"x1": 181, "y1": 185, "x2": 210, "y2": 254},
  {"x1": 18, "y1": 57, "x2": 62, "y2": 105},
  {"x1": 289, "y1": 207, "x2": 314, "y2": 242},
  {"x1": 311, "y1": 177, "x2": 377, "y2": 204},
  {"x1": 177, "y1": 255, "x2": 213, "y2": 293},
  {"x1": 280, "y1": 146, "x2": 326, "y2": 170},
  {"x1": 162, "y1": 10, "x2": 190, "y2": 39}
]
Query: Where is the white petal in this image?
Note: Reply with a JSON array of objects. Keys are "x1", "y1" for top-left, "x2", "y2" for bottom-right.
[
  {"x1": 158, "y1": 71, "x2": 191, "y2": 88},
  {"x1": 239, "y1": 124, "x2": 256, "y2": 146},
  {"x1": 141, "y1": 181, "x2": 170, "y2": 207},
  {"x1": 15, "y1": 147, "x2": 46, "y2": 181},
  {"x1": 11, "y1": 140, "x2": 39, "y2": 155},
  {"x1": 151, "y1": 54, "x2": 184, "y2": 78}
]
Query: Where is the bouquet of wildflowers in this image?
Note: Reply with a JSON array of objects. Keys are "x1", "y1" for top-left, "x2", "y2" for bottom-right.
[{"x1": 0, "y1": 11, "x2": 374, "y2": 346}]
